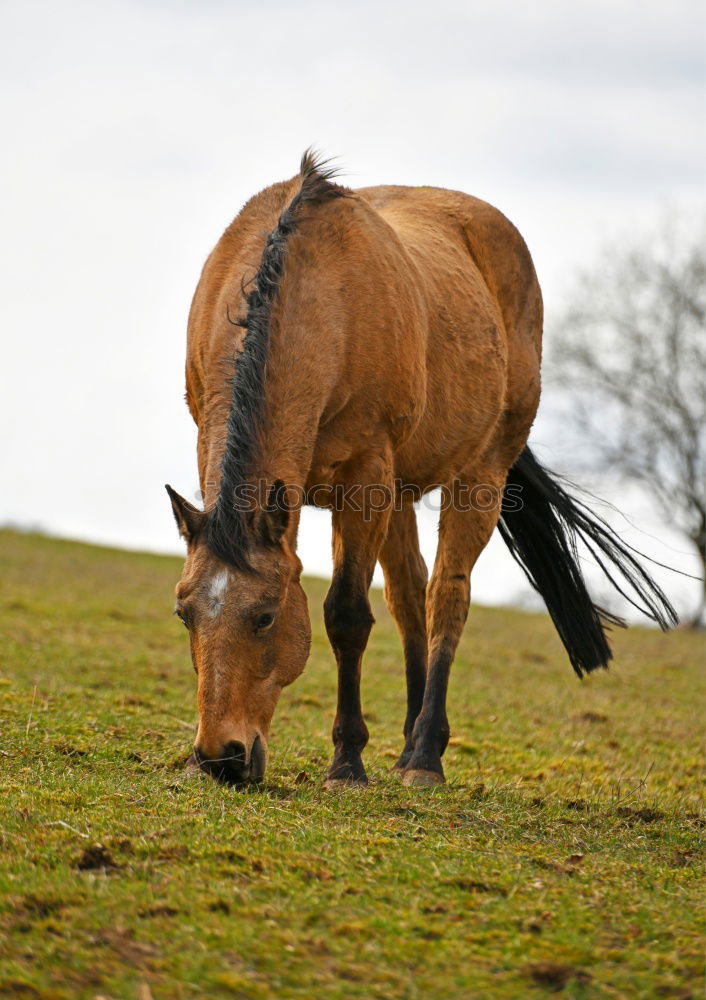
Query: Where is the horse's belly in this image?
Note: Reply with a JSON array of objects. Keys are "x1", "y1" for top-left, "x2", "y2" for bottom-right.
[{"x1": 395, "y1": 373, "x2": 506, "y2": 487}]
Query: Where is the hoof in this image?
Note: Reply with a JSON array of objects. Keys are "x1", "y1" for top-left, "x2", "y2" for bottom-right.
[
  {"x1": 402, "y1": 769, "x2": 445, "y2": 787},
  {"x1": 391, "y1": 765, "x2": 406, "y2": 781},
  {"x1": 393, "y1": 751, "x2": 413, "y2": 772},
  {"x1": 324, "y1": 777, "x2": 368, "y2": 790}
]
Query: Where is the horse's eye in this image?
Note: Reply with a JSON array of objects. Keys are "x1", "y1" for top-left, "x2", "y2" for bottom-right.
[
  {"x1": 253, "y1": 611, "x2": 275, "y2": 633},
  {"x1": 174, "y1": 606, "x2": 189, "y2": 628}
]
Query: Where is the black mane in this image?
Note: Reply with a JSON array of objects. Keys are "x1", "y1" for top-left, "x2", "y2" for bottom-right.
[{"x1": 204, "y1": 150, "x2": 346, "y2": 569}]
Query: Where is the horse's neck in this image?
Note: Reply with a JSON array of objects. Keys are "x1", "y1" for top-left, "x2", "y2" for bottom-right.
[
  {"x1": 198, "y1": 194, "x2": 336, "y2": 515},
  {"x1": 200, "y1": 333, "x2": 327, "y2": 511}
]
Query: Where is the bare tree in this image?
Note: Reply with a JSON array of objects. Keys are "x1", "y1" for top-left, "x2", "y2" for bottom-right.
[{"x1": 548, "y1": 218, "x2": 706, "y2": 627}]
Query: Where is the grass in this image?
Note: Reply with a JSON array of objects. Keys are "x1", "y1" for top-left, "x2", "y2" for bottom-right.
[{"x1": 0, "y1": 528, "x2": 703, "y2": 1000}]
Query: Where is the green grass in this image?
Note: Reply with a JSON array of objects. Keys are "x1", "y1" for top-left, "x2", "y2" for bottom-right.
[{"x1": 0, "y1": 529, "x2": 703, "y2": 1000}]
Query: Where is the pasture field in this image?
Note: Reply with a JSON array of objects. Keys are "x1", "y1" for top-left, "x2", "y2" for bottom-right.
[{"x1": 0, "y1": 529, "x2": 703, "y2": 999}]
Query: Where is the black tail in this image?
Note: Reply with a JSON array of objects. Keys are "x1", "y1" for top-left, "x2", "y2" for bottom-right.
[{"x1": 498, "y1": 446, "x2": 678, "y2": 677}]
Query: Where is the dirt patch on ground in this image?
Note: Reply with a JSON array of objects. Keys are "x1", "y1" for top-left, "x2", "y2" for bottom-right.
[
  {"x1": 525, "y1": 961, "x2": 593, "y2": 990},
  {"x1": 75, "y1": 844, "x2": 118, "y2": 871},
  {"x1": 615, "y1": 806, "x2": 665, "y2": 824}
]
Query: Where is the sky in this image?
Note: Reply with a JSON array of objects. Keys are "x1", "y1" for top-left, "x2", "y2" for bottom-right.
[{"x1": 1, "y1": 0, "x2": 704, "y2": 619}]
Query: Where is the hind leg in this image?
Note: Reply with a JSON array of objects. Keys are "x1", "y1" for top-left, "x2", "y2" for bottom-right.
[
  {"x1": 379, "y1": 504, "x2": 428, "y2": 771},
  {"x1": 403, "y1": 477, "x2": 504, "y2": 787}
]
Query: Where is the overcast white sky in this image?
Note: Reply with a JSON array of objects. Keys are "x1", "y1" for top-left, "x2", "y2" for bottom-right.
[{"x1": 1, "y1": 0, "x2": 704, "y2": 617}]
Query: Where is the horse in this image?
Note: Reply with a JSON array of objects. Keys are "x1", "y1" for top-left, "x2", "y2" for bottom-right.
[{"x1": 166, "y1": 151, "x2": 676, "y2": 788}]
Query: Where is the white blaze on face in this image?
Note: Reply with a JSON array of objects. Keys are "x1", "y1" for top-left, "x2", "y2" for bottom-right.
[{"x1": 207, "y1": 569, "x2": 230, "y2": 618}]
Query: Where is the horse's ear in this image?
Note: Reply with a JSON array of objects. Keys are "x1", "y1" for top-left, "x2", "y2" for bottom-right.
[
  {"x1": 165, "y1": 485, "x2": 205, "y2": 545},
  {"x1": 257, "y1": 480, "x2": 289, "y2": 545}
]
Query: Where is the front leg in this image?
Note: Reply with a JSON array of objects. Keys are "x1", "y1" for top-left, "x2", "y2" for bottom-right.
[
  {"x1": 323, "y1": 452, "x2": 392, "y2": 787},
  {"x1": 323, "y1": 567, "x2": 373, "y2": 785}
]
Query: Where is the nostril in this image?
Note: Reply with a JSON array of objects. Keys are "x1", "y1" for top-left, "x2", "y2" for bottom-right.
[{"x1": 222, "y1": 741, "x2": 247, "y2": 771}]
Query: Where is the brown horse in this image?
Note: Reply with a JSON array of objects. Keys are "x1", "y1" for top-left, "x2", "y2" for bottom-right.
[{"x1": 167, "y1": 152, "x2": 675, "y2": 787}]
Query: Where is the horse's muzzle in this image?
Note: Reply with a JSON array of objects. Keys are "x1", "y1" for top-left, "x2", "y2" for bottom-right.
[{"x1": 194, "y1": 734, "x2": 266, "y2": 785}]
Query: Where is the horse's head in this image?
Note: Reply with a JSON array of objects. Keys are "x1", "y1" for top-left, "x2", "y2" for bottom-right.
[{"x1": 166, "y1": 484, "x2": 311, "y2": 784}]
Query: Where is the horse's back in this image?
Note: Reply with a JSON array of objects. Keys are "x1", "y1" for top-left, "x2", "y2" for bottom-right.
[
  {"x1": 354, "y1": 184, "x2": 543, "y2": 480},
  {"x1": 356, "y1": 184, "x2": 542, "y2": 360}
]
